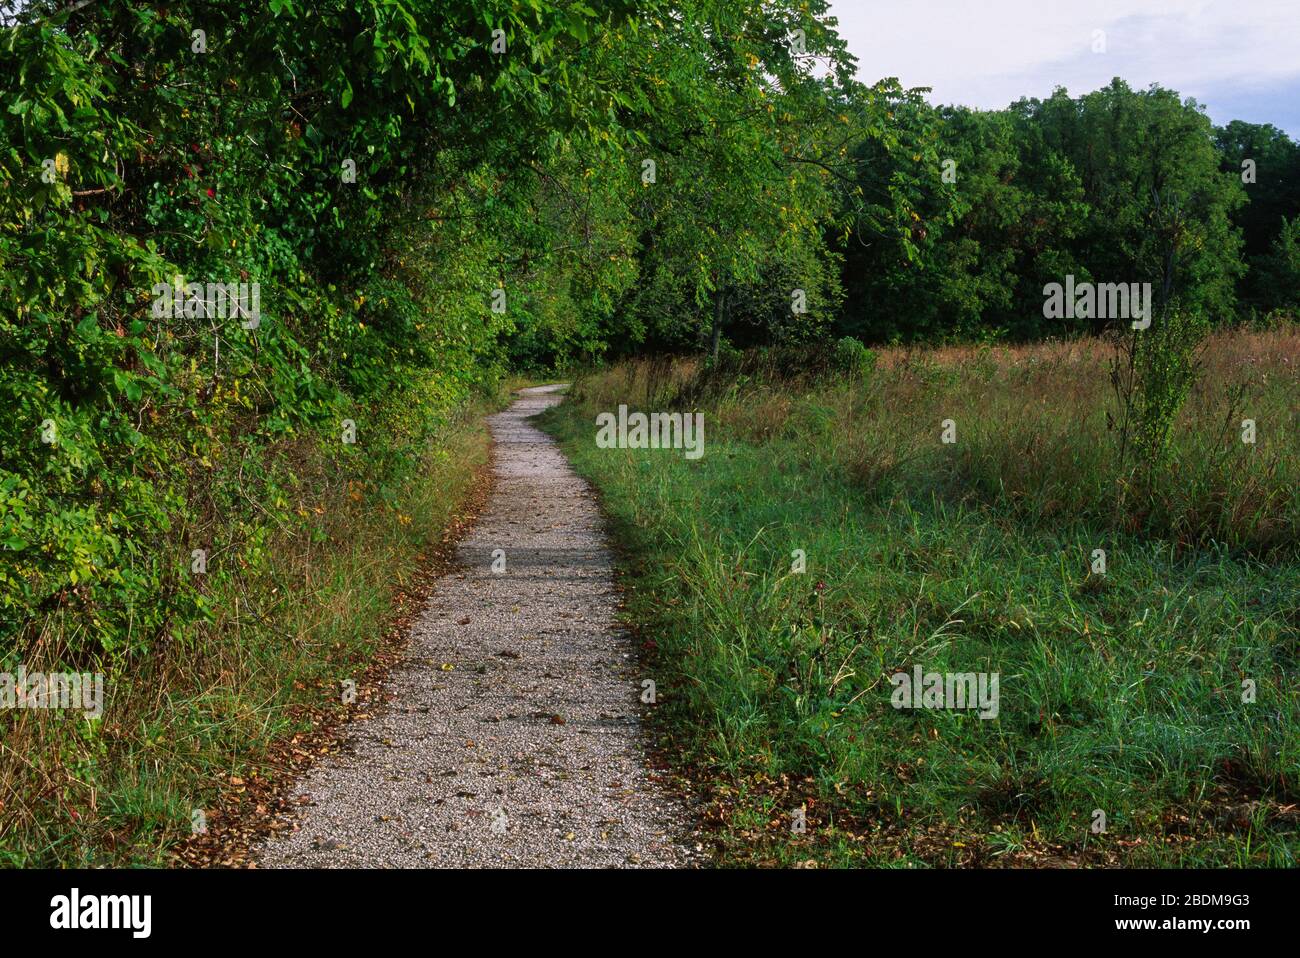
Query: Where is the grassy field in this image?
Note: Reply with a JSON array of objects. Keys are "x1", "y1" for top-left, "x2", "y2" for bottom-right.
[
  {"x1": 0, "y1": 391, "x2": 508, "y2": 867},
  {"x1": 540, "y1": 326, "x2": 1300, "y2": 867}
]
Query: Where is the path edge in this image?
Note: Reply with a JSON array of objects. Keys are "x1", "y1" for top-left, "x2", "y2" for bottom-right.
[{"x1": 172, "y1": 429, "x2": 499, "y2": 868}]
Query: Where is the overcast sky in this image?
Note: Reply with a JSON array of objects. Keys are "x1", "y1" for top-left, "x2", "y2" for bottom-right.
[{"x1": 826, "y1": 0, "x2": 1300, "y2": 135}]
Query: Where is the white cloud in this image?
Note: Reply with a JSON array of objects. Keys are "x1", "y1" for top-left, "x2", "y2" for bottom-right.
[{"x1": 827, "y1": 0, "x2": 1300, "y2": 109}]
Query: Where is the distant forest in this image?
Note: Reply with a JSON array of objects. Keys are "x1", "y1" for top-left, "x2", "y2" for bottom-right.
[{"x1": 831, "y1": 83, "x2": 1300, "y2": 348}]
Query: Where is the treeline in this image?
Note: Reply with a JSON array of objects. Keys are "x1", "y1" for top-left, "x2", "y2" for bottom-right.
[
  {"x1": 1, "y1": 0, "x2": 1297, "y2": 651},
  {"x1": 838, "y1": 84, "x2": 1300, "y2": 345}
]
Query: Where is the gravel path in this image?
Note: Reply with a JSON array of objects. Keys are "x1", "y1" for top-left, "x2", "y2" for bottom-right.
[{"x1": 255, "y1": 385, "x2": 697, "y2": 868}]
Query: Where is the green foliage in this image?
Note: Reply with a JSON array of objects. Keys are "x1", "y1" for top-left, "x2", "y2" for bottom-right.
[
  {"x1": 595, "y1": 0, "x2": 867, "y2": 355},
  {"x1": 840, "y1": 80, "x2": 1257, "y2": 343},
  {"x1": 831, "y1": 335, "x2": 875, "y2": 375},
  {"x1": 1259, "y1": 217, "x2": 1300, "y2": 309},
  {"x1": 840, "y1": 100, "x2": 1083, "y2": 343},
  {"x1": 0, "y1": 0, "x2": 918, "y2": 673},
  {"x1": 0, "y1": 0, "x2": 627, "y2": 653},
  {"x1": 1111, "y1": 305, "x2": 1210, "y2": 473},
  {"x1": 1215, "y1": 121, "x2": 1300, "y2": 309}
]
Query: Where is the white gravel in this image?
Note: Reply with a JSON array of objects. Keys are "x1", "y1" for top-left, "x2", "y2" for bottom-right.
[{"x1": 254, "y1": 385, "x2": 698, "y2": 868}]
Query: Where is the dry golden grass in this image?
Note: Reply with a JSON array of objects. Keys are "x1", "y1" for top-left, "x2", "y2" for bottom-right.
[{"x1": 573, "y1": 324, "x2": 1299, "y2": 554}]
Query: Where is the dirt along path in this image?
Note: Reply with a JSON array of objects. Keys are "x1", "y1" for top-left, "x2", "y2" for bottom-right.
[{"x1": 254, "y1": 385, "x2": 697, "y2": 868}]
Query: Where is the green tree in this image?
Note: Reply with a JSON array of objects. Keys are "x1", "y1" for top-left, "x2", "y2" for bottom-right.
[{"x1": 1214, "y1": 121, "x2": 1300, "y2": 309}]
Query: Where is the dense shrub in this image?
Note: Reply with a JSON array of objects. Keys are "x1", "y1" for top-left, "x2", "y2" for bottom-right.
[{"x1": 832, "y1": 335, "x2": 876, "y2": 375}]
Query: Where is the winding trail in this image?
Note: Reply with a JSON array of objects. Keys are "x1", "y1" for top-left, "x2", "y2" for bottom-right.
[{"x1": 255, "y1": 385, "x2": 696, "y2": 868}]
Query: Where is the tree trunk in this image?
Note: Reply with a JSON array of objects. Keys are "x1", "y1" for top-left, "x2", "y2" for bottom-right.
[{"x1": 711, "y1": 290, "x2": 726, "y2": 361}]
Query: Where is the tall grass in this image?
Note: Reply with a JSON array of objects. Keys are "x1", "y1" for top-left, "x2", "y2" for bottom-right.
[
  {"x1": 583, "y1": 327, "x2": 1298, "y2": 555},
  {"x1": 0, "y1": 395, "x2": 500, "y2": 866},
  {"x1": 542, "y1": 326, "x2": 1299, "y2": 866}
]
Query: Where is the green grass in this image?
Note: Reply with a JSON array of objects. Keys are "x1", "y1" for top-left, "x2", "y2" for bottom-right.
[{"x1": 539, "y1": 335, "x2": 1299, "y2": 867}]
